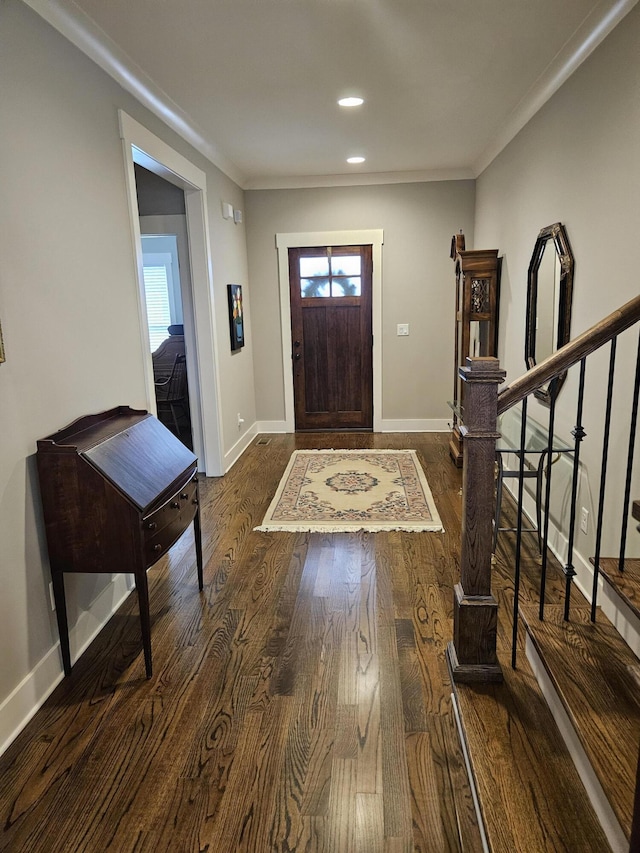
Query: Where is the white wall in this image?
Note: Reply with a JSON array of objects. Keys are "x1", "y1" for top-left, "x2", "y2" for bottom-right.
[
  {"x1": 0, "y1": 0, "x2": 254, "y2": 747},
  {"x1": 245, "y1": 180, "x2": 475, "y2": 428},
  {"x1": 475, "y1": 2, "x2": 640, "y2": 586}
]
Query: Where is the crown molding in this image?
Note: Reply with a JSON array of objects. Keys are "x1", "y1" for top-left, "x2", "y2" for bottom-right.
[
  {"x1": 22, "y1": 0, "x2": 246, "y2": 187},
  {"x1": 243, "y1": 168, "x2": 475, "y2": 191},
  {"x1": 474, "y1": 0, "x2": 639, "y2": 176}
]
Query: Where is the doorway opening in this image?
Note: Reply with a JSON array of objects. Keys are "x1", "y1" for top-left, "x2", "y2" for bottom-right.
[
  {"x1": 135, "y1": 164, "x2": 193, "y2": 449},
  {"x1": 141, "y1": 233, "x2": 193, "y2": 448}
]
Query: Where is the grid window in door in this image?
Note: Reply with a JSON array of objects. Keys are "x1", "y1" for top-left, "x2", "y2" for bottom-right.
[{"x1": 300, "y1": 250, "x2": 362, "y2": 298}]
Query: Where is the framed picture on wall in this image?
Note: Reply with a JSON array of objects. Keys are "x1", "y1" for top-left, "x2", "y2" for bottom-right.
[{"x1": 227, "y1": 284, "x2": 244, "y2": 351}]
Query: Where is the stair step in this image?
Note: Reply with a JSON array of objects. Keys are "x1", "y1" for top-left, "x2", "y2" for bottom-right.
[
  {"x1": 521, "y1": 603, "x2": 640, "y2": 848},
  {"x1": 451, "y1": 655, "x2": 610, "y2": 852},
  {"x1": 594, "y1": 557, "x2": 640, "y2": 623}
]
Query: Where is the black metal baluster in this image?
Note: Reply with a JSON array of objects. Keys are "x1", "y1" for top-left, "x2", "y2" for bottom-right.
[
  {"x1": 539, "y1": 390, "x2": 558, "y2": 621},
  {"x1": 512, "y1": 397, "x2": 528, "y2": 669},
  {"x1": 591, "y1": 338, "x2": 617, "y2": 621},
  {"x1": 564, "y1": 358, "x2": 587, "y2": 622},
  {"x1": 619, "y1": 329, "x2": 640, "y2": 572}
]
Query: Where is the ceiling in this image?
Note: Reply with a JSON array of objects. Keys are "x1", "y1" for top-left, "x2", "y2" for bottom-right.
[{"x1": 30, "y1": 0, "x2": 637, "y2": 188}]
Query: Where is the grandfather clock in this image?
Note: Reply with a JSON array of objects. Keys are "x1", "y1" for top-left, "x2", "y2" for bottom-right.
[{"x1": 449, "y1": 233, "x2": 500, "y2": 466}]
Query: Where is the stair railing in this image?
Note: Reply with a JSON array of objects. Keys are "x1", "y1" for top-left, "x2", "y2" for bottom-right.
[{"x1": 446, "y1": 293, "x2": 640, "y2": 684}]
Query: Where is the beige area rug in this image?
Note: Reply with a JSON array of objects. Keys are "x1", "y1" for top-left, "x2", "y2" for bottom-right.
[{"x1": 255, "y1": 449, "x2": 444, "y2": 533}]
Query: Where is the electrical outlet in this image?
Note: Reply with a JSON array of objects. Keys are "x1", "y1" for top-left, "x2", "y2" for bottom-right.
[
  {"x1": 580, "y1": 507, "x2": 589, "y2": 534},
  {"x1": 397, "y1": 324, "x2": 409, "y2": 336},
  {"x1": 49, "y1": 581, "x2": 56, "y2": 611},
  {"x1": 237, "y1": 412, "x2": 245, "y2": 430}
]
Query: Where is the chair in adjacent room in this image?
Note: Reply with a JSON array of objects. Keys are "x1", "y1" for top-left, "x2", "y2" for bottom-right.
[{"x1": 154, "y1": 353, "x2": 189, "y2": 436}]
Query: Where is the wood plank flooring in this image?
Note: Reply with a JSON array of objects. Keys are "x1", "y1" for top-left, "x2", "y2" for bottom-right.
[{"x1": 0, "y1": 432, "x2": 482, "y2": 852}]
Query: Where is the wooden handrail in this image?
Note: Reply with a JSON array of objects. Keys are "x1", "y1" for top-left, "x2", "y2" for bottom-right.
[{"x1": 498, "y1": 294, "x2": 640, "y2": 414}]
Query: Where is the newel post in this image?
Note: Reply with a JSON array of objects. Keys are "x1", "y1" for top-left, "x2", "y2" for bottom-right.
[{"x1": 447, "y1": 357, "x2": 506, "y2": 683}]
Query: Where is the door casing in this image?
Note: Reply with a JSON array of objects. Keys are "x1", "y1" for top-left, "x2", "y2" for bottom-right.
[
  {"x1": 119, "y1": 111, "x2": 225, "y2": 475},
  {"x1": 276, "y1": 230, "x2": 384, "y2": 433}
]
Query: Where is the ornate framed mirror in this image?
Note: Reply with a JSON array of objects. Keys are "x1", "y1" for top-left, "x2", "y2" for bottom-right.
[{"x1": 525, "y1": 222, "x2": 574, "y2": 405}]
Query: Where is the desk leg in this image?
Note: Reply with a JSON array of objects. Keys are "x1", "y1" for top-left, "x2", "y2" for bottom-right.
[
  {"x1": 194, "y1": 507, "x2": 204, "y2": 591},
  {"x1": 134, "y1": 567, "x2": 153, "y2": 678},
  {"x1": 52, "y1": 571, "x2": 72, "y2": 676}
]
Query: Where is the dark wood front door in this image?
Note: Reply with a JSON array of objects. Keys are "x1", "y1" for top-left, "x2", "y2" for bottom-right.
[{"x1": 289, "y1": 245, "x2": 373, "y2": 431}]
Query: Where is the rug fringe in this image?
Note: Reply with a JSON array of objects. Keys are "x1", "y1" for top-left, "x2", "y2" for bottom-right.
[{"x1": 254, "y1": 524, "x2": 445, "y2": 534}]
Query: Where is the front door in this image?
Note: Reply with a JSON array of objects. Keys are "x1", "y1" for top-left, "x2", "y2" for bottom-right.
[{"x1": 289, "y1": 245, "x2": 373, "y2": 431}]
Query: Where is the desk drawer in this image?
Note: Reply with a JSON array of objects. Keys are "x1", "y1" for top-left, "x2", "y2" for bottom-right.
[
  {"x1": 143, "y1": 473, "x2": 197, "y2": 535},
  {"x1": 143, "y1": 471, "x2": 198, "y2": 564},
  {"x1": 144, "y1": 501, "x2": 197, "y2": 566}
]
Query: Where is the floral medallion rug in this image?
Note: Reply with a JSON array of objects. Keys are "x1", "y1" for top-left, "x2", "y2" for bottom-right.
[{"x1": 255, "y1": 449, "x2": 444, "y2": 533}]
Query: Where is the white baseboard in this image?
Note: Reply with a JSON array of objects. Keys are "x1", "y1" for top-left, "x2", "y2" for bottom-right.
[
  {"x1": 0, "y1": 574, "x2": 133, "y2": 757},
  {"x1": 525, "y1": 634, "x2": 628, "y2": 853},
  {"x1": 223, "y1": 422, "x2": 259, "y2": 472},
  {"x1": 380, "y1": 418, "x2": 449, "y2": 433},
  {"x1": 255, "y1": 420, "x2": 290, "y2": 434}
]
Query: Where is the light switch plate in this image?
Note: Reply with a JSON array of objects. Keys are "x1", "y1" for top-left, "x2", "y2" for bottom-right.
[{"x1": 397, "y1": 324, "x2": 409, "y2": 336}]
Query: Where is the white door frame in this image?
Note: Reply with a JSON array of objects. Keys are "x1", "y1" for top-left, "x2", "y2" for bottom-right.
[
  {"x1": 276, "y1": 229, "x2": 384, "y2": 432},
  {"x1": 119, "y1": 110, "x2": 224, "y2": 475}
]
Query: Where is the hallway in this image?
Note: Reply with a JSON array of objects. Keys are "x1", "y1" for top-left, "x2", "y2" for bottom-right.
[
  {"x1": 0, "y1": 433, "x2": 481, "y2": 850},
  {"x1": 0, "y1": 432, "x2": 606, "y2": 851}
]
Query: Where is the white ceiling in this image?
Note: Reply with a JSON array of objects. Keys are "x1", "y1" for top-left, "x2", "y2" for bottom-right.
[{"x1": 29, "y1": 0, "x2": 638, "y2": 188}]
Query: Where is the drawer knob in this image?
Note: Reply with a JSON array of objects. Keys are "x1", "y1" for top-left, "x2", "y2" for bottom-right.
[
  {"x1": 180, "y1": 492, "x2": 189, "y2": 500},
  {"x1": 192, "y1": 476, "x2": 198, "y2": 483},
  {"x1": 147, "y1": 522, "x2": 157, "y2": 531},
  {"x1": 153, "y1": 544, "x2": 162, "y2": 552},
  {"x1": 171, "y1": 501, "x2": 180, "y2": 509},
  {"x1": 192, "y1": 498, "x2": 199, "y2": 506}
]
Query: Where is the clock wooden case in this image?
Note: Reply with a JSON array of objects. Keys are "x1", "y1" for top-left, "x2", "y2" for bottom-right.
[{"x1": 449, "y1": 233, "x2": 501, "y2": 466}]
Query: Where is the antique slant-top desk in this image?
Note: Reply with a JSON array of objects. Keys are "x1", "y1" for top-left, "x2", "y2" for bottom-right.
[{"x1": 36, "y1": 406, "x2": 203, "y2": 678}]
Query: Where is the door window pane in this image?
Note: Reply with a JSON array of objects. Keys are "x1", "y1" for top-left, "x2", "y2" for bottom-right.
[
  {"x1": 299, "y1": 256, "x2": 329, "y2": 277},
  {"x1": 298, "y1": 252, "x2": 363, "y2": 298},
  {"x1": 301, "y1": 278, "x2": 330, "y2": 298},
  {"x1": 332, "y1": 277, "x2": 361, "y2": 297},
  {"x1": 331, "y1": 255, "x2": 361, "y2": 276}
]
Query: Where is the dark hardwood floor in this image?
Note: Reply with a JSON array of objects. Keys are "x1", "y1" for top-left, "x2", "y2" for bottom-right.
[{"x1": 0, "y1": 432, "x2": 609, "y2": 851}]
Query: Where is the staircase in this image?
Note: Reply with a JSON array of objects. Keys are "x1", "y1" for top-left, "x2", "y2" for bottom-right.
[
  {"x1": 453, "y1": 529, "x2": 640, "y2": 852},
  {"x1": 446, "y1": 295, "x2": 640, "y2": 852}
]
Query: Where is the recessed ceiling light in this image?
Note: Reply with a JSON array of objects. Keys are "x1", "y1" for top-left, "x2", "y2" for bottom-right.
[
  {"x1": 338, "y1": 97, "x2": 364, "y2": 107},
  {"x1": 347, "y1": 156, "x2": 365, "y2": 164}
]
